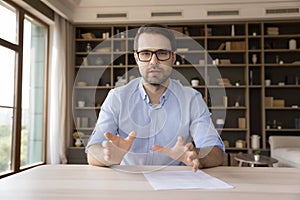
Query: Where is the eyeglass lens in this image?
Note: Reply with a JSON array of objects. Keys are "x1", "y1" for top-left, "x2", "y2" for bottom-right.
[{"x1": 138, "y1": 50, "x2": 171, "y2": 61}]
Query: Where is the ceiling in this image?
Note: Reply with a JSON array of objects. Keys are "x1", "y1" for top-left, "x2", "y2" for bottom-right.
[
  {"x1": 52, "y1": 0, "x2": 299, "y2": 7},
  {"x1": 40, "y1": 0, "x2": 300, "y2": 23}
]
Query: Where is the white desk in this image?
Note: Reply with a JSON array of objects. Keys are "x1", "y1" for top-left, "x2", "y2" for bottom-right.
[{"x1": 0, "y1": 165, "x2": 300, "y2": 200}]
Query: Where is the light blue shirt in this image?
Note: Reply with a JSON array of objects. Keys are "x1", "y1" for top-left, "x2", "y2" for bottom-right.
[{"x1": 86, "y1": 77, "x2": 224, "y2": 166}]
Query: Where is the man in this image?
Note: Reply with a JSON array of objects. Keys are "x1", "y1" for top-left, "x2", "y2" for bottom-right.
[{"x1": 86, "y1": 24, "x2": 224, "y2": 172}]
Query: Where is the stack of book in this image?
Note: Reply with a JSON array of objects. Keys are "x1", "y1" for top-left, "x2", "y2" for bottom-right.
[
  {"x1": 217, "y1": 78, "x2": 232, "y2": 86},
  {"x1": 267, "y1": 27, "x2": 279, "y2": 35}
]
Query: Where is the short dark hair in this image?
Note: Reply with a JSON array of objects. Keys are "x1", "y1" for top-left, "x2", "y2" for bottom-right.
[{"x1": 134, "y1": 24, "x2": 176, "y2": 51}]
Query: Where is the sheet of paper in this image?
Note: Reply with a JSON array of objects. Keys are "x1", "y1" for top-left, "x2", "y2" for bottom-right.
[{"x1": 143, "y1": 170, "x2": 234, "y2": 190}]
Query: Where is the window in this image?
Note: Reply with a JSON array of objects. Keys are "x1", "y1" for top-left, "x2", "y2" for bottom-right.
[
  {"x1": 0, "y1": 46, "x2": 15, "y2": 174},
  {"x1": 0, "y1": 1, "x2": 17, "y2": 44},
  {"x1": 20, "y1": 15, "x2": 47, "y2": 169},
  {"x1": 0, "y1": 0, "x2": 48, "y2": 177}
]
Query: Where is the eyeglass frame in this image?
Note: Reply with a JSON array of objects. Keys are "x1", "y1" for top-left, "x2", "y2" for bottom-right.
[{"x1": 135, "y1": 49, "x2": 174, "y2": 62}]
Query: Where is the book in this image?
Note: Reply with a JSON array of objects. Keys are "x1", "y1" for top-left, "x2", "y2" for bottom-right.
[{"x1": 218, "y1": 42, "x2": 226, "y2": 50}]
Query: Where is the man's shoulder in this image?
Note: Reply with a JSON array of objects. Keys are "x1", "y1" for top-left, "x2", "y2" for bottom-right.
[
  {"x1": 170, "y1": 79, "x2": 200, "y2": 96},
  {"x1": 112, "y1": 77, "x2": 140, "y2": 96}
]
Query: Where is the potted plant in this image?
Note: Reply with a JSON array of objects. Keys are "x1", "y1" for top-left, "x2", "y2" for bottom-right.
[
  {"x1": 191, "y1": 77, "x2": 200, "y2": 87},
  {"x1": 254, "y1": 150, "x2": 261, "y2": 161}
]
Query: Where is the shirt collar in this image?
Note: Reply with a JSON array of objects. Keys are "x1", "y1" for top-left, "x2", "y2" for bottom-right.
[
  {"x1": 138, "y1": 78, "x2": 172, "y2": 105},
  {"x1": 138, "y1": 78, "x2": 148, "y2": 102}
]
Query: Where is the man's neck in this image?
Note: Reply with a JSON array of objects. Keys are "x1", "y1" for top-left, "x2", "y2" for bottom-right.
[{"x1": 142, "y1": 80, "x2": 169, "y2": 105}]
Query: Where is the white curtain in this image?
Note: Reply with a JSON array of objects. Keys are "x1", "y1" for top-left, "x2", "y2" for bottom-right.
[{"x1": 47, "y1": 13, "x2": 74, "y2": 164}]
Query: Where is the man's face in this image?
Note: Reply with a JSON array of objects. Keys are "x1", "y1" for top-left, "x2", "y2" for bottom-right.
[{"x1": 134, "y1": 33, "x2": 176, "y2": 85}]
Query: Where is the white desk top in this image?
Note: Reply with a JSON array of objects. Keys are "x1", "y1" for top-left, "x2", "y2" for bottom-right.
[{"x1": 0, "y1": 165, "x2": 300, "y2": 200}]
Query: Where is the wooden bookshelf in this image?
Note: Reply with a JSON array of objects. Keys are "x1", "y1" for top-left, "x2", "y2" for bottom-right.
[{"x1": 69, "y1": 21, "x2": 300, "y2": 165}]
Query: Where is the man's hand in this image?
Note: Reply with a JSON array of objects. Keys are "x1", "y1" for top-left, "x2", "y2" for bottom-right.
[
  {"x1": 152, "y1": 136, "x2": 200, "y2": 172},
  {"x1": 102, "y1": 131, "x2": 136, "y2": 165}
]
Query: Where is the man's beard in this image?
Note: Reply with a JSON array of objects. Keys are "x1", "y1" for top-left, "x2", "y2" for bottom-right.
[
  {"x1": 146, "y1": 65, "x2": 171, "y2": 86},
  {"x1": 147, "y1": 76, "x2": 169, "y2": 86}
]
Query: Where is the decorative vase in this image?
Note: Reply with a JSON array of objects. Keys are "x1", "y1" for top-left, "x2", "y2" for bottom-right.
[
  {"x1": 265, "y1": 79, "x2": 271, "y2": 86},
  {"x1": 251, "y1": 134, "x2": 261, "y2": 149},
  {"x1": 231, "y1": 24, "x2": 235, "y2": 36},
  {"x1": 82, "y1": 57, "x2": 88, "y2": 66},
  {"x1": 216, "y1": 119, "x2": 225, "y2": 129},
  {"x1": 95, "y1": 57, "x2": 104, "y2": 65},
  {"x1": 289, "y1": 39, "x2": 296, "y2": 50},
  {"x1": 86, "y1": 43, "x2": 92, "y2": 52},
  {"x1": 75, "y1": 138, "x2": 82, "y2": 147},
  {"x1": 191, "y1": 79, "x2": 200, "y2": 87},
  {"x1": 252, "y1": 54, "x2": 257, "y2": 64},
  {"x1": 254, "y1": 155, "x2": 260, "y2": 162},
  {"x1": 235, "y1": 140, "x2": 246, "y2": 148},
  {"x1": 78, "y1": 101, "x2": 85, "y2": 108}
]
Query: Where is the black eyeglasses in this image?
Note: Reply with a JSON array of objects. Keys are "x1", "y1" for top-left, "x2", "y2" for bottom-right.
[{"x1": 136, "y1": 49, "x2": 173, "y2": 62}]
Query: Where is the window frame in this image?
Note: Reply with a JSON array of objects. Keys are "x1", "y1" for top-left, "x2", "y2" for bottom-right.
[{"x1": 0, "y1": 0, "x2": 49, "y2": 178}]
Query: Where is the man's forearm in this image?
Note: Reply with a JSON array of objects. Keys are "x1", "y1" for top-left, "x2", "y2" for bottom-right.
[{"x1": 197, "y1": 146, "x2": 224, "y2": 168}]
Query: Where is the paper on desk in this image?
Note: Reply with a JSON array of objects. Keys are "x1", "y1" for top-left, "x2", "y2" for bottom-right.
[{"x1": 143, "y1": 170, "x2": 234, "y2": 190}]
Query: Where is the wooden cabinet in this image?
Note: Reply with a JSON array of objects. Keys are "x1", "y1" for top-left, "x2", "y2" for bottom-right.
[{"x1": 69, "y1": 21, "x2": 300, "y2": 165}]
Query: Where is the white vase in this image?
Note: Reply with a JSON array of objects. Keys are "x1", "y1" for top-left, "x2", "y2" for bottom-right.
[
  {"x1": 251, "y1": 134, "x2": 261, "y2": 149},
  {"x1": 75, "y1": 138, "x2": 82, "y2": 147},
  {"x1": 289, "y1": 39, "x2": 296, "y2": 50},
  {"x1": 95, "y1": 57, "x2": 104, "y2": 65},
  {"x1": 191, "y1": 79, "x2": 199, "y2": 87},
  {"x1": 216, "y1": 119, "x2": 225, "y2": 129},
  {"x1": 78, "y1": 101, "x2": 85, "y2": 108},
  {"x1": 231, "y1": 25, "x2": 235, "y2": 36},
  {"x1": 265, "y1": 79, "x2": 271, "y2": 86},
  {"x1": 252, "y1": 54, "x2": 257, "y2": 64},
  {"x1": 254, "y1": 155, "x2": 260, "y2": 162}
]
